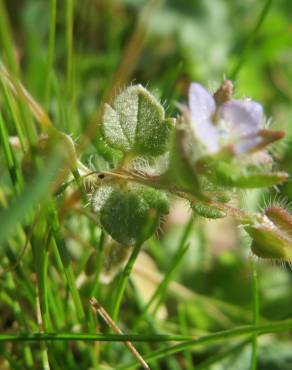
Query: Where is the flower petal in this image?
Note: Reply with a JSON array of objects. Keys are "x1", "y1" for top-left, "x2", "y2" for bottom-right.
[
  {"x1": 220, "y1": 99, "x2": 263, "y2": 136},
  {"x1": 233, "y1": 135, "x2": 263, "y2": 155},
  {"x1": 188, "y1": 83, "x2": 216, "y2": 123},
  {"x1": 196, "y1": 119, "x2": 220, "y2": 153},
  {"x1": 188, "y1": 83, "x2": 219, "y2": 152}
]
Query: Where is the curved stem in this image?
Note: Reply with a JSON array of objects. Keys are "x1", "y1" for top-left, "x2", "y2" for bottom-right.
[
  {"x1": 111, "y1": 241, "x2": 143, "y2": 322},
  {"x1": 77, "y1": 167, "x2": 249, "y2": 219}
]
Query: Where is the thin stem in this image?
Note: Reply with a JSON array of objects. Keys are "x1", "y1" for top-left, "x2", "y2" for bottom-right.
[
  {"x1": 111, "y1": 241, "x2": 143, "y2": 322},
  {"x1": 230, "y1": 0, "x2": 273, "y2": 80},
  {"x1": 0, "y1": 0, "x2": 19, "y2": 74},
  {"x1": 91, "y1": 298, "x2": 150, "y2": 370},
  {"x1": 134, "y1": 241, "x2": 190, "y2": 328},
  {"x1": 0, "y1": 78, "x2": 26, "y2": 152},
  {"x1": 90, "y1": 230, "x2": 106, "y2": 297},
  {"x1": 66, "y1": 0, "x2": 74, "y2": 96},
  {"x1": 111, "y1": 209, "x2": 160, "y2": 322},
  {"x1": 65, "y1": 0, "x2": 76, "y2": 132},
  {"x1": 195, "y1": 338, "x2": 251, "y2": 370},
  {"x1": 251, "y1": 260, "x2": 260, "y2": 370},
  {"x1": 71, "y1": 168, "x2": 88, "y2": 204},
  {"x1": 177, "y1": 216, "x2": 195, "y2": 250},
  {"x1": 151, "y1": 243, "x2": 189, "y2": 317},
  {"x1": 0, "y1": 225, "x2": 32, "y2": 277},
  {"x1": 79, "y1": 168, "x2": 248, "y2": 219},
  {"x1": 0, "y1": 319, "x2": 291, "y2": 343},
  {"x1": 53, "y1": 232, "x2": 85, "y2": 322},
  {"x1": 0, "y1": 63, "x2": 53, "y2": 129},
  {"x1": 0, "y1": 112, "x2": 22, "y2": 194},
  {"x1": 35, "y1": 286, "x2": 51, "y2": 370},
  {"x1": 45, "y1": 0, "x2": 57, "y2": 107},
  {"x1": 5, "y1": 273, "x2": 34, "y2": 367},
  {"x1": 120, "y1": 319, "x2": 292, "y2": 369},
  {"x1": 177, "y1": 305, "x2": 193, "y2": 370},
  {"x1": 50, "y1": 208, "x2": 86, "y2": 323}
]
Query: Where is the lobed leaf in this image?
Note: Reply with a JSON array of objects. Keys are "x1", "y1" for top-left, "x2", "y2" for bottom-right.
[
  {"x1": 92, "y1": 184, "x2": 170, "y2": 245},
  {"x1": 102, "y1": 85, "x2": 174, "y2": 157}
]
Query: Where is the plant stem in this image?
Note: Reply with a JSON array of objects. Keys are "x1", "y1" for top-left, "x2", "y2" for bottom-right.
[
  {"x1": 111, "y1": 241, "x2": 143, "y2": 322},
  {"x1": 0, "y1": 112, "x2": 22, "y2": 194},
  {"x1": 45, "y1": 0, "x2": 57, "y2": 107},
  {"x1": 230, "y1": 0, "x2": 273, "y2": 80},
  {"x1": 0, "y1": 319, "x2": 291, "y2": 343},
  {"x1": 0, "y1": 0, "x2": 19, "y2": 74},
  {"x1": 134, "y1": 240, "x2": 190, "y2": 328},
  {"x1": 50, "y1": 207, "x2": 86, "y2": 323},
  {"x1": 251, "y1": 260, "x2": 259, "y2": 370},
  {"x1": 66, "y1": 0, "x2": 74, "y2": 97},
  {"x1": 90, "y1": 230, "x2": 106, "y2": 297},
  {"x1": 80, "y1": 169, "x2": 248, "y2": 219},
  {"x1": 120, "y1": 319, "x2": 292, "y2": 369}
]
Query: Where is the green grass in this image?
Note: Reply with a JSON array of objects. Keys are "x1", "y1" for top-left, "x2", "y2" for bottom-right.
[{"x1": 0, "y1": 0, "x2": 292, "y2": 369}]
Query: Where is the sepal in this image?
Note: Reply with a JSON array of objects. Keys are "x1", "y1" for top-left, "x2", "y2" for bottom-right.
[
  {"x1": 159, "y1": 121, "x2": 201, "y2": 196},
  {"x1": 242, "y1": 206, "x2": 292, "y2": 261}
]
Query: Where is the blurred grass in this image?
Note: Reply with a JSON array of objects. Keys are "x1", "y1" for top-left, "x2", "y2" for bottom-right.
[{"x1": 0, "y1": 0, "x2": 292, "y2": 369}]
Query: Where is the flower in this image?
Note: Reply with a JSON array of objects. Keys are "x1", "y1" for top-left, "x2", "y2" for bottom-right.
[
  {"x1": 185, "y1": 81, "x2": 282, "y2": 156},
  {"x1": 173, "y1": 81, "x2": 288, "y2": 189}
]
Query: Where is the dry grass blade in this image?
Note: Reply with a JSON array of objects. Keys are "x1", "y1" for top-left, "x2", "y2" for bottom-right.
[
  {"x1": 90, "y1": 297, "x2": 150, "y2": 370},
  {"x1": 0, "y1": 62, "x2": 53, "y2": 129}
]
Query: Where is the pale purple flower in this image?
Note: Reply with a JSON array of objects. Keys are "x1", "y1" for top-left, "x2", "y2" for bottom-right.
[{"x1": 187, "y1": 82, "x2": 264, "y2": 155}]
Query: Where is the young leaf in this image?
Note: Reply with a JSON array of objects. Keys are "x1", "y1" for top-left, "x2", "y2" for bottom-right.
[
  {"x1": 191, "y1": 202, "x2": 226, "y2": 219},
  {"x1": 102, "y1": 85, "x2": 174, "y2": 156},
  {"x1": 216, "y1": 162, "x2": 288, "y2": 188},
  {"x1": 201, "y1": 159, "x2": 288, "y2": 189},
  {"x1": 92, "y1": 184, "x2": 169, "y2": 245}
]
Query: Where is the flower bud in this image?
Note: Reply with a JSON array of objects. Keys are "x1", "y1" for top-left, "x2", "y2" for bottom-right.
[
  {"x1": 213, "y1": 80, "x2": 233, "y2": 105},
  {"x1": 243, "y1": 206, "x2": 292, "y2": 261},
  {"x1": 265, "y1": 206, "x2": 292, "y2": 235}
]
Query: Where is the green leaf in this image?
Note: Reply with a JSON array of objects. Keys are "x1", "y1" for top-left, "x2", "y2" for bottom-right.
[
  {"x1": 132, "y1": 184, "x2": 170, "y2": 214},
  {"x1": 191, "y1": 202, "x2": 226, "y2": 219},
  {"x1": 96, "y1": 184, "x2": 169, "y2": 245},
  {"x1": 102, "y1": 85, "x2": 174, "y2": 156},
  {"x1": 206, "y1": 161, "x2": 288, "y2": 188}
]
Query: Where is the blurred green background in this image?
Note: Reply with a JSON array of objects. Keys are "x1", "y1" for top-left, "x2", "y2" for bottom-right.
[{"x1": 0, "y1": 0, "x2": 292, "y2": 369}]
